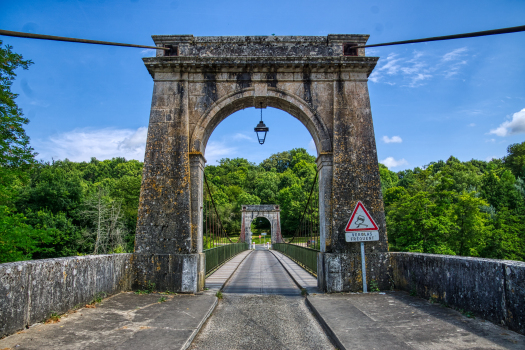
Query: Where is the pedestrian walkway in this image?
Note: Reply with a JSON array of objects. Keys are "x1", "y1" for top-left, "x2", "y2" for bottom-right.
[
  {"x1": 271, "y1": 249, "x2": 319, "y2": 294},
  {"x1": 0, "y1": 292, "x2": 217, "y2": 350},
  {"x1": 204, "y1": 249, "x2": 251, "y2": 292},
  {"x1": 307, "y1": 292, "x2": 525, "y2": 350}
]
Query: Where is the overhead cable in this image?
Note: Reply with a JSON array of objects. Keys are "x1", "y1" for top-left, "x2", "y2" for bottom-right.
[
  {"x1": 0, "y1": 29, "x2": 169, "y2": 51},
  {"x1": 352, "y1": 25, "x2": 525, "y2": 49}
]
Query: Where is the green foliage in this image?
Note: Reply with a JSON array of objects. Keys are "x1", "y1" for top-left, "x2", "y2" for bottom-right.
[
  {"x1": 504, "y1": 142, "x2": 525, "y2": 178},
  {"x1": 0, "y1": 41, "x2": 35, "y2": 169},
  {"x1": 0, "y1": 205, "x2": 53, "y2": 263},
  {"x1": 369, "y1": 279, "x2": 380, "y2": 292},
  {"x1": 0, "y1": 45, "x2": 522, "y2": 265},
  {"x1": 204, "y1": 148, "x2": 316, "y2": 237},
  {"x1": 135, "y1": 281, "x2": 156, "y2": 294},
  {"x1": 384, "y1": 141, "x2": 525, "y2": 261}
]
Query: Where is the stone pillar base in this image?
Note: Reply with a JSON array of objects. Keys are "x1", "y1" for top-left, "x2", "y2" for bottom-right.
[
  {"x1": 133, "y1": 253, "x2": 205, "y2": 293},
  {"x1": 317, "y1": 252, "x2": 392, "y2": 293}
]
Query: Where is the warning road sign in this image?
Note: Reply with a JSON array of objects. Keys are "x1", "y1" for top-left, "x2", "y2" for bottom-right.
[{"x1": 345, "y1": 201, "x2": 379, "y2": 242}]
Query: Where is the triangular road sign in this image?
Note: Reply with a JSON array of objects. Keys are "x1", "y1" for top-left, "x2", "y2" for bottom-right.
[{"x1": 345, "y1": 201, "x2": 379, "y2": 232}]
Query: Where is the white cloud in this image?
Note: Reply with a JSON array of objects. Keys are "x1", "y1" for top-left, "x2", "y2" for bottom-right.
[
  {"x1": 442, "y1": 47, "x2": 467, "y2": 61},
  {"x1": 469, "y1": 123, "x2": 476, "y2": 127},
  {"x1": 308, "y1": 139, "x2": 316, "y2": 153},
  {"x1": 380, "y1": 157, "x2": 408, "y2": 169},
  {"x1": 232, "y1": 133, "x2": 254, "y2": 141},
  {"x1": 370, "y1": 47, "x2": 468, "y2": 87},
  {"x1": 35, "y1": 127, "x2": 148, "y2": 162},
  {"x1": 489, "y1": 108, "x2": 525, "y2": 136},
  {"x1": 382, "y1": 135, "x2": 402, "y2": 143},
  {"x1": 119, "y1": 127, "x2": 148, "y2": 150},
  {"x1": 140, "y1": 49, "x2": 156, "y2": 56},
  {"x1": 204, "y1": 141, "x2": 237, "y2": 164}
]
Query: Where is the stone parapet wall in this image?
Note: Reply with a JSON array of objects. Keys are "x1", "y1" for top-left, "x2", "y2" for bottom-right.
[
  {"x1": 0, "y1": 254, "x2": 133, "y2": 337},
  {"x1": 391, "y1": 252, "x2": 525, "y2": 335}
]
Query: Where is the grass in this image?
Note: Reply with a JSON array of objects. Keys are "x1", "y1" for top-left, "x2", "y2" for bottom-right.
[
  {"x1": 158, "y1": 296, "x2": 167, "y2": 303},
  {"x1": 251, "y1": 235, "x2": 272, "y2": 244},
  {"x1": 216, "y1": 291, "x2": 223, "y2": 299},
  {"x1": 135, "y1": 281, "x2": 156, "y2": 294},
  {"x1": 45, "y1": 312, "x2": 61, "y2": 324},
  {"x1": 92, "y1": 291, "x2": 107, "y2": 304},
  {"x1": 369, "y1": 280, "x2": 380, "y2": 292}
]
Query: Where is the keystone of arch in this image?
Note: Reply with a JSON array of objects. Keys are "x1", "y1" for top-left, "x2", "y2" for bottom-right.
[{"x1": 189, "y1": 87, "x2": 333, "y2": 156}]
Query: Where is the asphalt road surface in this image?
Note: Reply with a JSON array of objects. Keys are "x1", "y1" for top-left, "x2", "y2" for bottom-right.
[{"x1": 190, "y1": 250, "x2": 334, "y2": 350}]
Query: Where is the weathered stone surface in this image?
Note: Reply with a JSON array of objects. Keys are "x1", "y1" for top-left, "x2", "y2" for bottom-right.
[
  {"x1": 391, "y1": 252, "x2": 525, "y2": 335},
  {"x1": 307, "y1": 292, "x2": 525, "y2": 350},
  {"x1": 133, "y1": 253, "x2": 204, "y2": 293},
  {"x1": 0, "y1": 254, "x2": 133, "y2": 337},
  {"x1": 137, "y1": 34, "x2": 384, "y2": 293},
  {"x1": 318, "y1": 252, "x2": 392, "y2": 292},
  {"x1": 0, "y1": 292, "x2": 218, "y2": 350}
]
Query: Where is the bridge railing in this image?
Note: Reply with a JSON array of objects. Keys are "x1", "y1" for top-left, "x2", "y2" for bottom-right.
[
  {"x1": 272, "y1": 243, "x2": 318, "y2": 276},
  {"x1": 203, "y1": 173, "x2": 248, "y2": 276},
  {"x1": 274, "y1": 171, "x2": 319, "y2": 276}
]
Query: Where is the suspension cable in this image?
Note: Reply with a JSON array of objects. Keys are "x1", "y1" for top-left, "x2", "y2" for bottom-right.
[
  {"x1": 203, "y1": 172, "x2": 233, "y2": 244},
  {"x1": 351, "y1": 24, "x2": 525, "y2": 49},
  {"x1": 289, "y1": 171, "x2": 319, "y2": 244},
  {"x1": 0, "y1": 29, "x2": 169, "y2": 51}
]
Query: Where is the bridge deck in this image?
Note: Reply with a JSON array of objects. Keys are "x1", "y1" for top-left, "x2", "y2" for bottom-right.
[{"x1": 1, "y1": 248, "x2": 524, "y2": 349}]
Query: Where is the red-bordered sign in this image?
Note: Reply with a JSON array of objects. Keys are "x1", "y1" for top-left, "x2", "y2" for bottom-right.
[{"x1": 345, "y1": 201, "x2": 379, "y2": 232}]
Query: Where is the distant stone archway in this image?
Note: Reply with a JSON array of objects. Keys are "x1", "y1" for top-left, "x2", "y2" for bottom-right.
[
  {"x1": 240, "y1": 205, "x2": 282, "y2": 245},
  {"x1": 135, "y1": 34, "x2": 390, "y2": 294}
]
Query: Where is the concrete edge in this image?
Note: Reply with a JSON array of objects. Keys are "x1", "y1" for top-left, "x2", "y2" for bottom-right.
[
  {"x1": 304, "y1": 296, "x2": 346, "y2": 350},
  {"x1": 270, "y1": 251, "x2": 343, "y2": 349},
  {"x1": 219, "y1": 250, "x2": 253, "y2": 292},
  {"x1": 269, "y1": 250, "x2": 305, "y2": 291},
  {"x1": 180, "y1": 296, "x2": 218, "y2": 350},
  {"x1": 182, "y1": 250, "x2": 251, "y2": 349}
]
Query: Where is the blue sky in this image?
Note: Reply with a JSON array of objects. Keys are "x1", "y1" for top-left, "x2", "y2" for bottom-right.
[{"x1": 1, "y1": 0, "x2": 524, "y2": 170}]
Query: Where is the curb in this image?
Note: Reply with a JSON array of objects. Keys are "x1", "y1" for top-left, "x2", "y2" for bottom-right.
[
  {"x1": 183, "y1": 250, "x2": 252, "y2": 350},
  {"x1": 180, "y1": 296, "x2": 218, "y2": 350},
  {"x1": 304, "y1": 296, "x2": 346, "y2": 350},
  {"x1": 270, "y1": 250, "x2": 344, "y2": 349}
]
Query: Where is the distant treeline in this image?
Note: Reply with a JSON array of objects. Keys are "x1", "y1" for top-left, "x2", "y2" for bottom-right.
[
  {"x1": 1, "y1": 143, "x2": 523, "y2": 263},
  {"x1": 381, "y1": 142, "x2": 525, "y2": 261}
]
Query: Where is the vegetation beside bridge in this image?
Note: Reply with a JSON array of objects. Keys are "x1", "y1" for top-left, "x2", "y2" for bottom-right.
[{"x1": 1, "y1": 41, "x2": 523, "y2": 264}]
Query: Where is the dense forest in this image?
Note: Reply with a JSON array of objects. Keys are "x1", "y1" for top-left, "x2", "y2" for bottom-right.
[
  {"x1": 1, "y1": 145, "x2": 524, "y2": 263},
  {"x1": 1, "y1": 41, "x2": 524, "y2": 263}
]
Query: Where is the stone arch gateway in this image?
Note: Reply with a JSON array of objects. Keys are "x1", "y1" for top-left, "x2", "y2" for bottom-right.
[
  {"x1": 134, "y1": 35, "x2": 390, "y2": 293},
  {"x1": 240, "y1": 205, "x2": 282, "y2": 245}
]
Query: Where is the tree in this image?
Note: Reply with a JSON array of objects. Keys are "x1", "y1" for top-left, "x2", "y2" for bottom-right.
[
  {"x1": 504, "y1": 141, "x2": 525, "y2": 178},
  {"x1": 79, "y1": 187, "x2": 127, "y2": 254},
  {"x1": 0, "y1": 41, "x2": 34, "y2": 206},
  {"x1": 0, "y1": 41, "x2": 35, "y2": 168}
]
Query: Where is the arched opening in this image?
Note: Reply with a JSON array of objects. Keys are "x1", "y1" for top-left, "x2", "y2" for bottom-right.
[
  {"x1": 198, "y1": 96, "x2": 327, "y2": 253},
  {"x1": 251, "y1": 217, "x2": 271, "y2": 245},
  {"x1": 190, "y1": 91, "x2": 332, "y2": 156}
]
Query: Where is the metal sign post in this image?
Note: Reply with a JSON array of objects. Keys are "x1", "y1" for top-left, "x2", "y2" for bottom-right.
[
  {"x1": 361, "y1": 242, "x2": 367, "y2": 293},
  {"x1": 345, "y1": 201, "x2": 380, "y2": 293}
]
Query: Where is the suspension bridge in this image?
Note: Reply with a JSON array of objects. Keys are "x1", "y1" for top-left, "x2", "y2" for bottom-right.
[{"x1": 1, "y1": 32, "x2": 525, "y2": 349}]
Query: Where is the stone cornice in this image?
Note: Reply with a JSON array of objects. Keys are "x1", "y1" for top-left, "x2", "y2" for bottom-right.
[{"x1": 143, "y1": 56, "x2": 379, "y2": 77}]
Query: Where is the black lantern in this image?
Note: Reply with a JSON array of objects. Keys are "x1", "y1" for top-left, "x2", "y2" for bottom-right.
[{"x1": 254, "y1": 103, "x2": 269, "y2": 145}]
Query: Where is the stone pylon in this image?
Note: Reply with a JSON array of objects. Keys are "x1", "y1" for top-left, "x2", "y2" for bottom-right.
[{"x1": 134, "y1": 35, "x2": 389, "y2": 293}]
